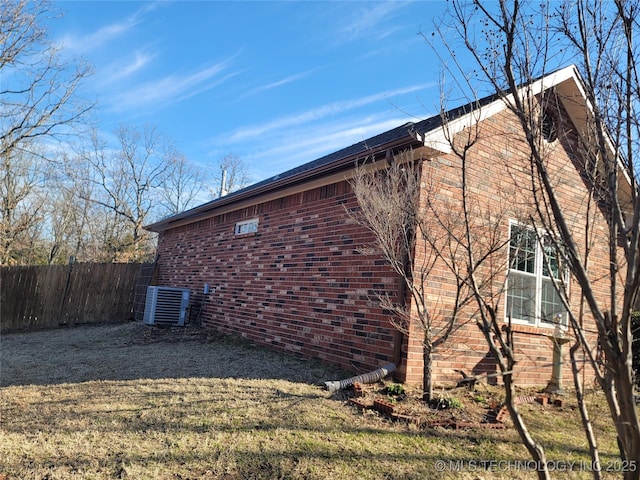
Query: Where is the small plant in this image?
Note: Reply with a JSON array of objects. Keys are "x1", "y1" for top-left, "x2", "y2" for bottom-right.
[
  {"x1": 384, "y1": 383, "x2": 405, "y2": 396},
  {"x1": 473, "y1": 394, "x2": 486, "y2": 404},
  {"x1": 444, "y1": 397, "x2": 462, "y2": 409},
  {"x1": 431, "y1": 396, "x2": 462, "y2": 410}
]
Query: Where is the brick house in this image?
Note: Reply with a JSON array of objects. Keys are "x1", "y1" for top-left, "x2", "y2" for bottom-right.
[{"x1": 145, "y1": 65, "x2": 618, "y2": 388}]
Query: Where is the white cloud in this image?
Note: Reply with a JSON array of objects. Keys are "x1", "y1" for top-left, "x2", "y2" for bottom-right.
[
  {"x1": 207, "y1": 80, "x2": 437, "y2": 182},
  {"x1": 244, "y1": 116, "x2": 411, "y2": 181},
  {"x1": 336, "y1": 2, "x2": 409, "y2": 43},
  {"x1": 108, "y1": 58, "x2": 239, "y2": 113},
  {"x1": 58, "y1": 17, "x2": 139, "y2": 54},
  {"x1": 222, "y1": 83, "x2": 433, "y2": 143},
  {"x1": 240, "y1": 69, "x2": 317, "y2": 100},
  {"x1": 101, "y1": 51, "x2": 156, "y2": 85},
  {"x1": 56, "y1": 2, "x2": 164, "y2": 54}
]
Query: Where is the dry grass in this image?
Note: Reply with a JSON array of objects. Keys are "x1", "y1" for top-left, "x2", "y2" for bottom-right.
[{"x1": 0, "y1": 323, "x2": 629, "y2": 479}]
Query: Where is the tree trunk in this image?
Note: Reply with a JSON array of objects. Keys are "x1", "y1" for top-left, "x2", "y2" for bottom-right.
[
  {"x1": 423, "y1": 340, "x2": 433, "y2": 402},
  {"x1": 503, "y1": 370, "x2": 550, "y2": 480},
  {"x1": 601, "y1": 354, "x2": 640, "y2": 480},
  {"x1": 570, "y1": 341, "x2": 602, "y2": 480}
]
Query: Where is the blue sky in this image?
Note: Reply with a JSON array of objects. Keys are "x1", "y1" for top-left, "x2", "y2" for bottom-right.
[{"x1": 51, "y1": 1, "x2": 450, "y2": 184}]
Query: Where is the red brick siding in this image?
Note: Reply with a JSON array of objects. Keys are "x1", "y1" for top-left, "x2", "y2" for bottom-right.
[
  {"x1": 156, "y1": 180, "x2": 402, "y2": 375},
  {"x1": 404, "y1": 99, "x2": 608, "y2": 387}
]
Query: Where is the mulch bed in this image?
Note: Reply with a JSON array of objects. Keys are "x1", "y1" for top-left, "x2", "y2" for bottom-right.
[{"x1": 345, "y1": 381, "x2": 564, "y2": 430}]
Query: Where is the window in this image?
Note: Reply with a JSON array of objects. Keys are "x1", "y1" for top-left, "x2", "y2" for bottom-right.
[
  {"x1": 506, "y1": 223, "x2": 567, "y2": 327},
  {"x1": 235, "y1": 218, "x2": 258, "y2": 235}
]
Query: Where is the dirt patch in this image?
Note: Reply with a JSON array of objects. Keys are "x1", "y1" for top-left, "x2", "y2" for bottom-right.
[{"x1": 0, "y1": 321, "x2": 347, "y2": 387}]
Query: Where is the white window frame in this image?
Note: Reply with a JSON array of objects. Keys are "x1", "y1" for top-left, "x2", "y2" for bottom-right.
[
  {"x1": 505, "y1": 221, "x2": 568, "y2": 328},
  {"x1": 234, "y1": 218, "x2": 259, "y2": 235}
]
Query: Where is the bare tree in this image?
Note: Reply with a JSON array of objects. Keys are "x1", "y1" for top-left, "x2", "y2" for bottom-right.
[
  {"x1": 0, "y1": 145, "x2": 50, "y2": 265},
  {"x1": 349, "y1": 154, "x2": 476, "y2": 401},
  {"x1": 52, "y1": 150, "x2": 108, "y2": 263},
  {"x1": 0, "y1": 0, "x2": 91, "y2": 265},
  {"x1": 159, "y1": 153, "x2": 208, "y2": 215},
  {"x1": 81, "y1": 125, "x2": 177, "y2": 262},
  {"x1": 435, "y1": 110, "x2": 555, "y2": 477},
  {"x1": 0, "y1": 1, "x2": 92, "y2": 155},
  {"x1": 211, "y1": 153, "x2": 251, "y2": 198},
  {"x1": 40, "y1": 174, "x2": 92, "y2": 265}
]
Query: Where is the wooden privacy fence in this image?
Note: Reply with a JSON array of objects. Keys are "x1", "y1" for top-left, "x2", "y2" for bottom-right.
[{"x1": 1, "y1": 262, "x2": 155, "y2": 333}]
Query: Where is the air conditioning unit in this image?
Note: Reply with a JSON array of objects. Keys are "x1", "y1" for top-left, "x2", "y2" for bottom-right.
[{"x1": 143, "y1": 286, "x2": 190, "y2": 326}]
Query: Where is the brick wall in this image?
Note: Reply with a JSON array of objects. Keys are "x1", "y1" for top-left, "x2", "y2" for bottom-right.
[
  {"x1": 156, "y1": 180, "x2": 405, "y2": 376},
  {"x1": 404, "y1": 98, "x2": 607, "y2": 388}
]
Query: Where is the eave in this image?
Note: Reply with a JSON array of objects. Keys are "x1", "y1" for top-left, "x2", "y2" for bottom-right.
[{"x1": 145, "y1": 132, "x2": 425, "y2": 233}]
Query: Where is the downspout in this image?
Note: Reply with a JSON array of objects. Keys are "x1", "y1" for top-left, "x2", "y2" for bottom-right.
[{"x1": 324, "y1": 363, "x2": 396, "y2": 393}]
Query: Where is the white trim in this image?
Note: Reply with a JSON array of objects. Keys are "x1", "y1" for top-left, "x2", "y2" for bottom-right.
[
  {"x1": 506, "y1": 221, "x2": 569, "y2": 328},
  {"x1": 420, "y1": 66, "x2": 579, "y2": 154},
  {"x1": 419, "y1": 65, "x2": 633, "y2": 208},
  {"x1": 234, "y1": 217, "x2": 259, "y2": 235},
  {"x1": 420, "y1": 100, "x2": 506, "y2": 154}
]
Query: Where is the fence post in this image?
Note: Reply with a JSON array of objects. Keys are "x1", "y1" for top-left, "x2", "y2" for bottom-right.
[{"x1": 57, "y1": 256, "x2": 75, "y2": 326}]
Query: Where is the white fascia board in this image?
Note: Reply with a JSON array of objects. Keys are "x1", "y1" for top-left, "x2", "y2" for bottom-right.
[
  {"x1": 418, "y1": 65, "x2": 580, "y2": 154},
  {"x1": 419, "y1": 99, "x2": 507, "y2": 154},
  {"x1": 417, "y1": 64, "x2": 633, "y2": 208}
]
